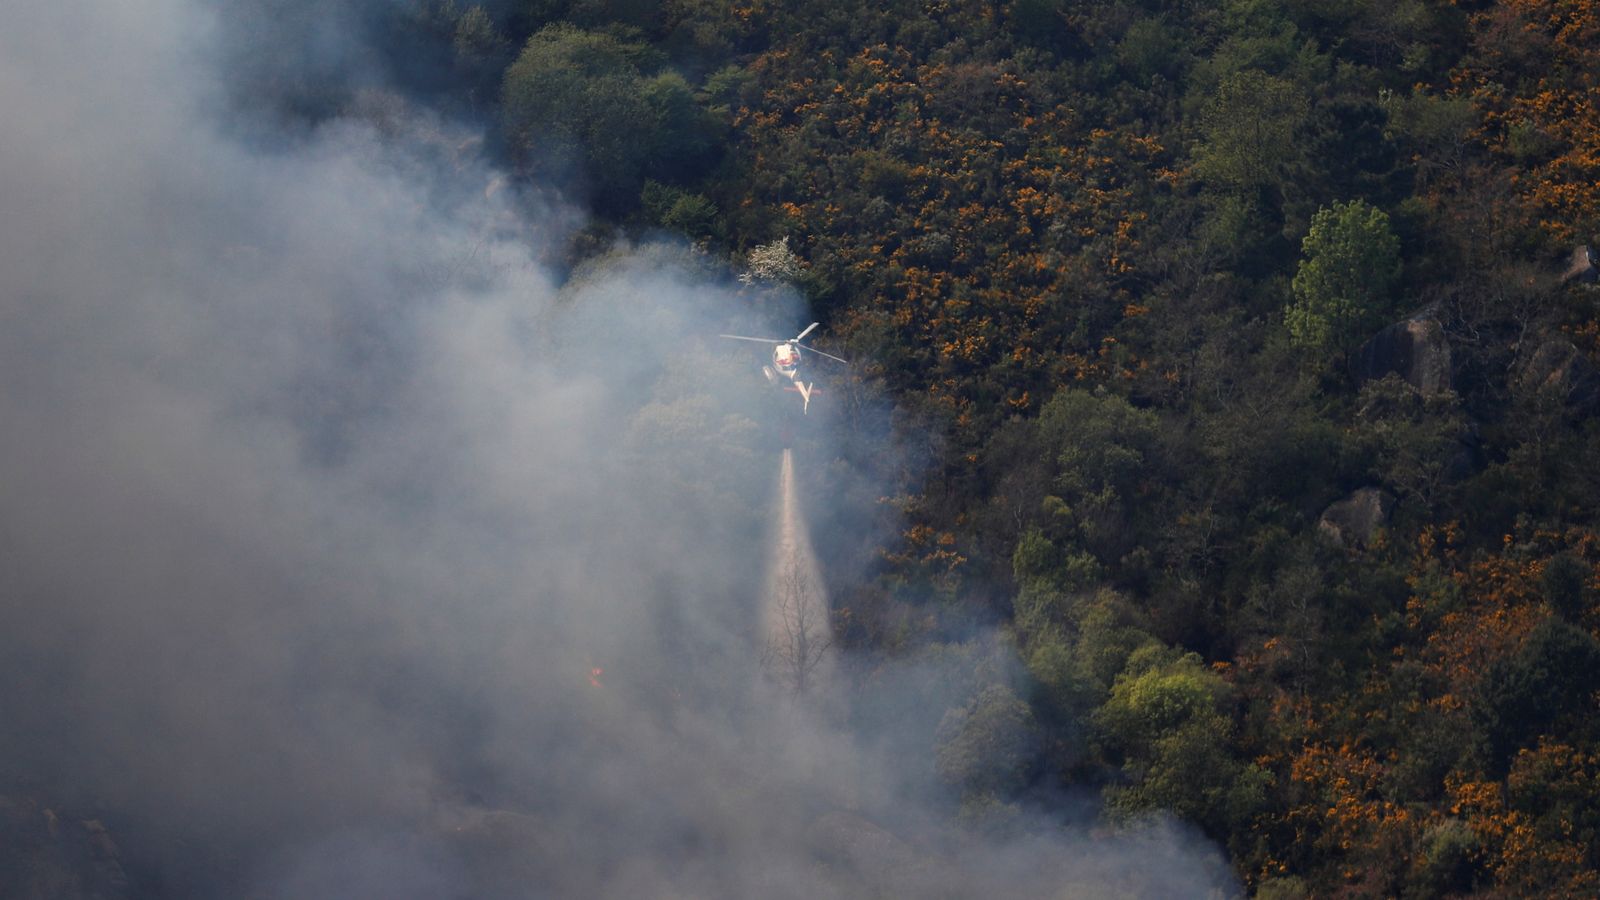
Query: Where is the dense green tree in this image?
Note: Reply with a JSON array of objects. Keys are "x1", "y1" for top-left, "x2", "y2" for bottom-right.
[
  {"x1": 638, "y1": 71, "x2": 720, "y2": 179},
  {"x1": 501, "y1": 22, "x2": 721, "y2": 210},
  {"x1": 1473, "y1": 617, "x2": 1600, "y2": 773},
  {"x1": 1095, "y1": 645, "x2": 1268, "y2": 835},
  {"x1": 1023, "y1": 586, "x2": 1158, "y2": 732},
  {"x1": 1192, "y1": 69, "x2": 1309, "y2": 194},
  {"x1": 1540, "y1": 552, "x2": 1592, "y2": 622},
  {"x1": 1284, "y1": 198, "x2": 1401, "y2": 356},
  {"x1": 641, "y1": 181, "x2": 718, "y2": 238},
  {"x1": 453, "y1": 5, "x2": 510, "y2": 74},
  {"x1": 502, "y1": 25, "x2": 652, "y2": 206},
  {"x1": 1034, "y1": 388, "x2": 1164, "y2": 566},
  {"x1": 935, "y1": 683, "x2": 1039, "y2": 803},
  {"x1": 1346, "y1": 374, "x2": 1465, "y2": 514}
]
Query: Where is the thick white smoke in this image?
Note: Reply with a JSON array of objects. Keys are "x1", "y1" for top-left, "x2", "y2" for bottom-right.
[{"x1": 0, "y1": 2, "x2": 1239, "y2": 897}]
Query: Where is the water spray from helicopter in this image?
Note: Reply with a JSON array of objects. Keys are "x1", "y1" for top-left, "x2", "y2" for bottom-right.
[{"x1": 761, "y1": 448, "x2": 835, "y2": 698}]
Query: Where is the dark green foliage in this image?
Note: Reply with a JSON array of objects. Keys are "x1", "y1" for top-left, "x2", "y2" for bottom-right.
[
  {"x1": 453, "y1": 6, "x2": 510, "y2": 71},
  {"x1": 639, "y1": 71, "x2": 721, "y2": 179},
  {"x1": 1408, "y1": 818, "x2": 1482, "y2": 897},
  {"x1": 394, "y1": 0, "x2": 1600, "y2": 890},
  {"x1": 1034, "y1": 388, "x2": 1163, "y2": 567},
  {"x1": 508, "y1": 0, "x2": 662, "y2": 33},
  {"x1": 1346, "y1": 375, "x2": 1465, "y2": 517},
  {"x1": 502, "y1": 24, "x2": 717, "y2": 210},
  {"x1": 502, "y1": 25, "x2": 654, "y2": 205},
  {"x1": 1473, "y1": 617, "x2": 1600, "y2": 773},
  {"x1": 1193, "y1": 69, "x2": 1309, "y2": 194},
  {"x1": 1540, "y1": 552, "x2": 1591, "y2": 622},
  {"x1": 700, "y1": 64, "x2": 757, "y2": 111},
  {"x1": 1095, "y1": 646, "x2": 1268, "y2": 836},
  {"x1": 1116, "y1": 16, "x2": 1190, "y2": 86},
  {"x1": 934, "y1": 683, "x2": 1039, "y2": 799},
  {"x1": 1008, "y1": 0, "x2": 1074, "y2": 54},
  {"x1": 642, "y1": 181, "x2": 718, "y2": 239}
]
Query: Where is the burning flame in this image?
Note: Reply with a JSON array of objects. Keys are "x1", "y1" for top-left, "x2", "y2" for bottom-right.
[{"x1": 588, "y1": 666, "x2": 604, "y2": 688}]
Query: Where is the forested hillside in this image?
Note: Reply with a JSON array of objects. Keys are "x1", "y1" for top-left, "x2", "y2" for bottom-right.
[
  {"x1": 6, "y1": 1, "x2": 1597, "y2": 897},
  {"x1": 366, "y1": 0, "x2": 1600, "y2": 895}
]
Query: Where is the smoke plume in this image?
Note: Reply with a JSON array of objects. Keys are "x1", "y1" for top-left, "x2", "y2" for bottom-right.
[{"x1": 0, "y1": 2, "x2": 1237, "y2": 896}]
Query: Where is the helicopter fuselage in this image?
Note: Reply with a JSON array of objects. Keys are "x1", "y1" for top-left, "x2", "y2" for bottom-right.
[{"x1": 771, "y1": 342, "x2": 801, "y2": 380}]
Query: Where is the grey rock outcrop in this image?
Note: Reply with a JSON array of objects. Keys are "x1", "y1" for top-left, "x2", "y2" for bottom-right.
[
  {"x1": 1354, "y1": 313, "x2": 1452, "y2": 397},
  {"x1": 1318, "y1": 488, "x2": 1394, "y2": 548},
  {"x1": 1561, "y1": 245, "x2": 1596, "y2": 284},
  {"x1": 1518, "y1": 336, "x2": 1600, "y2": 415}
]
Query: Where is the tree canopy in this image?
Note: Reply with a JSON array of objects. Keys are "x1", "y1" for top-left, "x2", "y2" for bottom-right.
[
  {"x1": 1286, "y1": 199, "x2": 1402, "y2": 356},
  {"x1": 389, "y1": 1, "x2": 1600, "y2": 893}
]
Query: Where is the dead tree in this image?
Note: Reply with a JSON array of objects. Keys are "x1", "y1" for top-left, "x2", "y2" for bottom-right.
[{"x1": 761, "y1": 559, "x2": 833, "y2": 695}]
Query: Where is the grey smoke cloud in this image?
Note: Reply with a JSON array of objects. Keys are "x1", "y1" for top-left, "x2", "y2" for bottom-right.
[{"x1": 0, "y1": 2, "x2": 1237, "y2": 896}]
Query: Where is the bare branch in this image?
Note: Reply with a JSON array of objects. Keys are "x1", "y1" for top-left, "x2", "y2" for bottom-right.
[{"x1": 761, "y1": 557, "x2": 833, "y2": 695}]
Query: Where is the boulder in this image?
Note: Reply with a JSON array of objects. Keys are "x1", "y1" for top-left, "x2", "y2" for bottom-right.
[
  {"x1": 1318, "y1": 488, "x2": 1394, "y2": 548},
  {"x1": 1518, "y1": 336, "x2": 1600, "y2": 415},
  {"x1": 1354, "y1": 313, "x2": 1452, "y2": 397},
  {"x1": 1560, "y1": 245, "x2": 1596, "y2": 284}
]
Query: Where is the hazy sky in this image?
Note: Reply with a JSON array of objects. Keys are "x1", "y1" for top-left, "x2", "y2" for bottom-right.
[{"x1": 0, "y1": 3, "x2": 1237, "y2": 896}]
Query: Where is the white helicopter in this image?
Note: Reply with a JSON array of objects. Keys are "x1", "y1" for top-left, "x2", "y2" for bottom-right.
[{"x1": 719, "y1": 322, "x2": 847, "y2": 414}]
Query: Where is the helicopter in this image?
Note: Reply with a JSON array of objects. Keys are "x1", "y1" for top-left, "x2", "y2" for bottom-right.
[{"x1": 719, "y1": 322, "x2": 848, "y2": 414}]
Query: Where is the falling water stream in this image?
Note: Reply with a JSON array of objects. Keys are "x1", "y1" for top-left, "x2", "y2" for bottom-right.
[{"x1": 762, "y1": 448, "x2": 835, "y2": 694}]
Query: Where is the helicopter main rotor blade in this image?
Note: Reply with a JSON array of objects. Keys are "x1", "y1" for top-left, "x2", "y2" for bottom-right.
[
  {"x1": 719, "y1": 334, "x2": 785, "y2": 344},
  {"x1": 797, "y1": 343, "x2": 849, "y2": 364},
  {"x1": 794, "y1": 322, "x2": 820, "y2": 342}
]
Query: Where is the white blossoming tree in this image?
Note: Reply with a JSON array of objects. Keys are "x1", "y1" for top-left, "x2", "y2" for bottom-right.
[{"x1": 740, "y1": 237, "x2": 803, "y2": 285}]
